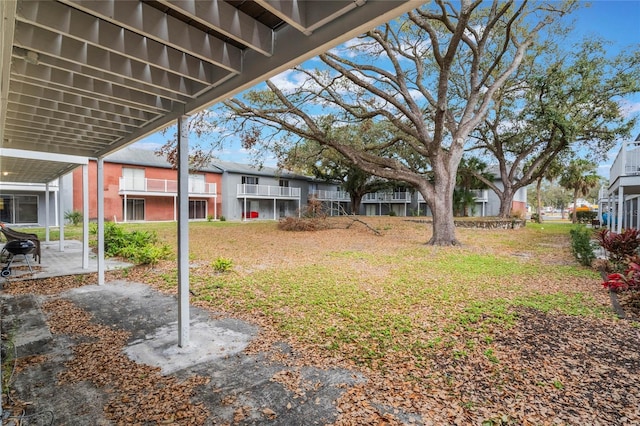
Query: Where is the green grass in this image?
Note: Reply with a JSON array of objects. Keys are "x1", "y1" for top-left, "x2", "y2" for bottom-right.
[{"x1": 22, "y1": 219, "x2": 612, "y2": 366}]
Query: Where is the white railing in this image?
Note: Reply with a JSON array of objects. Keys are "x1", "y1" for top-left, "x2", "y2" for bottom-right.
[
  {"x1": 363, "y1": 192, "x2": 410, "y2": 202},
  {"x1": 120, "y1": 177, "x2": 216, "y2": 195},
  {"x1": 309, "y1": 190, "x2": 350, "y2": 201},
  {"x1": 417, "y1": 189, "x2": 488, "y2": 202},
  {"x1": 610, "y1": 140, "x2": 640, "y2": 183},
  {"x1": 237, "y1": 184, "x2": 301, "y2": 198}
]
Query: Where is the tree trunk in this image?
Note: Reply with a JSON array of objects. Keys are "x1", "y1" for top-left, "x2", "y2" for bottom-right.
[
  {"x1": 572, "y1": 188, "x2": 579, "y2": 224},
  {"x1": 535, "y1": 178, "x2": 543, "y2": 222},
  {"x1": 350, "y1": 194, "x2": 362, "y2": 215},
  {"x1": 498, "y1": 186, "x2": 516, "y2": 218},
  {"x1": 420, "y1": 167, "x2": 459, "y2": 245},
  {"x1": 428, "y1": 193, "x2": 459, "y2": 245}
]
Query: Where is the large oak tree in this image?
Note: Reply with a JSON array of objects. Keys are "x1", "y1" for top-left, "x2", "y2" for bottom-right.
[
  {"x1": 221, "y1": 1, "x2": 576, "y2": 245},
  {"x1": 468, "y1": 39, "x2": 640, "y2": 217}
]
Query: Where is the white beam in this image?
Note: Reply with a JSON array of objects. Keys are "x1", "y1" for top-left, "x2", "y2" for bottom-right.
[
  {"x1": 59, "y1": 0, "x2": 242, "y2": 72},
  {"x1": 0, "y1": 0, "x2": 17, "y2": 151},
  {"x1": 97, "y1": 158, "x2": 105, "y2": 286},
  {"x1": 0, "y1": 148, "x2": 88, "y2": 164},
  {"x1": 177, "y1": 115, "x2": 190, "y2": 347},
  {"x1": 82, "y1": 164, "x2": 89, "y2": 269},
  {"x1": 58, "y1": 176, "x2": 65, "y2": 252},
  {"x1": 156, "y1": 0, "x2": 273, "y2": 56}
]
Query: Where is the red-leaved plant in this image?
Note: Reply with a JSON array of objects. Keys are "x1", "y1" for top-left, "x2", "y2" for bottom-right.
[
  {"x1": 603, "y1": 256, "x2": 640, "y2": 293},
  {"x1": 596, "y1": 228, "x2": 640, "y2": 270}
]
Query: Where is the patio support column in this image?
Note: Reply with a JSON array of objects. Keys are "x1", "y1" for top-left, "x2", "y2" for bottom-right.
[
  {"x1": 123, "y1": 193, "x2": 127, "y2": 223},
  {"x1": 608, "y1": 193, "x2": 613, "y2": 230},
  {"x1": 298, "y1": 197, "x2": 301, "y2": 218},
  {"x1": 97, "y1": 158, "x2": 105, "y2": 286},
  {"x1": 243, "y1": 197, "x2": 247, "y2": 221},
  {"x1": 274, "y1": 198, "x2": 276, "y2": 220},
  {"x1": 214, "y1": 196, "x2": 217, "y2": 220},
  {"x1": 637, "y1": 198, "x2": 640, "y2": 229},
  {"x1": 45, "y1": 182, "x2": 50, "y2": 242},
  {"x1": 617, "y1": 187, "x2": 624, "y2": 233},
  {"x1": 58, "y1": 176, "x2": 65, "y2": 252},
  {"x1": 177, "y1": 115, "x2": 190, "y2": 347},
  {"x1": 82, "y1": 164, "x2": 89, "y2": 269}
]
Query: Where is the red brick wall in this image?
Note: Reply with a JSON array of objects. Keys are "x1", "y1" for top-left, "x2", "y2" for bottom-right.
[{"x1": 72, "y1": 160, "x2": 222, "y2": 222}]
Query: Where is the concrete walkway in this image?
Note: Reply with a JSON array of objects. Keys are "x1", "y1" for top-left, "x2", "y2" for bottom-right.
[
  {"x1": 0, "y1": 240, "x2": 131, "y2": 281},
  {"x1": 0, "y1": 243, "x2": 369, "y2": 425}
]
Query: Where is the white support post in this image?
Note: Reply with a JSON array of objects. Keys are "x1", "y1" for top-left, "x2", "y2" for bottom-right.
[
  {"x1": 617, "y1": 188, "x2": 624, "y2": 233},
  {"x1": 58, "y1": 176, "x2": 65, "y2": 252},
  {"x1": 123, "y1": 193, "x2": 127, "y2": 223},
  {"x1": 45, "y1": 183, "x2": 50, "y2": 242},
  {"x1": 637, "y1": 198, "x2": 640, "y2": 229},
  {"x1": 214, "y1": 197, "x2": 217, "y2": 220},
  {"x1": 273, "y1": 198, "x2": 276, "y2": 220},
  {"x1": 97, "y1": 158, "x2": 105, "y2": 286},
  {"x1": 243, "y1": 197, "x2": 247, "y2": 221},
  {"x1": 82, "y1": 164, "x2": 89, "y2": 269},
  {"x1": 177, "y1": 115, "x2": 190, "y2": 347},
  {"x1": 298, "y1": 198, "x2": 301, "y2": 218}
]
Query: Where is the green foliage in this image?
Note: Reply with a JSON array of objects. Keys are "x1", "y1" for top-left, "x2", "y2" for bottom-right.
[
  {"x1": 220, "y1": 216, "x2": 226, "y2": 222},
  {"x1": 596, "y1": 228, "x2": 640, "y2": 270},
  {"x1": 207, "y1": 214, "x2": 214, "y2": 222},
  {"x1": 569, "y1": 226, "x2": 596, "y2": 267},
  {"x1": 212, "y1": 257, "x2": 233, "y2": 273},
  {"x1": 64, "y1": 210, "x2": 83, "y2": 226},
  {"x1": 90, "y1": 222, "x2": 172, "y2": 265},
  {"x1": 530, "y1": 213, "x2": 541, "y2": 223},
  {"x1": 575, "y1": 210, "x2": 597, "y2": 224}
]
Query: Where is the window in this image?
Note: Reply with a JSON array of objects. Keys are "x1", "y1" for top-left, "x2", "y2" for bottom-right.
[
  {"x1": 122, "y1": 168, "x2": 145, "y2": 191},
  {"x1": 189, "y1": 174, "x2": 205, "y2": 193},
  {"x1": 189, "y1": 200, "x2": 207, "y2": 219},
  {"x1": 241, "y1": 176, "x2": 259, "y2": 185},
  {"x1": 124, "y1": 198, "x2": 145, "y2": 221},
  {"x1": 0, "y1": 195, "x2": 38, "y2": 224},
  {"x1": 279, "y1": 179, "x2": 289, "y2": 187}
]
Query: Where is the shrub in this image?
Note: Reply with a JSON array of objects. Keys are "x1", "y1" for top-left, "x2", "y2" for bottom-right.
[
  {"x1": 64, "y1": 210, "x2": 83, "y2": 226},
  {"x1": 220, "y1": 216, "x2": 226, "y2": 222},
  {"x1": 596, "y1": 228, "x2": 640, "y2": 270},
  {"x1": 207, "y1": 214, "x2": 214, "y2": 222},
  {"x1": 212, "y1": 257, "x2": 233, "y2": 273},
  {"x1": 569, "y1": 226, "x2": 596, "y2": 267},
  {"x1": 90, "y1": 222, "x2": 172, "y2": 265},
  {"x1": 530, "y1": 213, "x2": 541, "y2": 223},
  {"x1": 576, "y1": 210, "x2": 597, "y2": 224}
]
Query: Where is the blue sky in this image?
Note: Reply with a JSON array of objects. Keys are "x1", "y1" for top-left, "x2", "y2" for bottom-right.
[{"x1": 134, "y1": 1, "x2": 640, "y2": 177}]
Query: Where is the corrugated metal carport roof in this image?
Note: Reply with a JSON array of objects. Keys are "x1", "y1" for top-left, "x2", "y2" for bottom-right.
[{"x1": 1, "y1": 0, "x2": 421, "y2": 184}]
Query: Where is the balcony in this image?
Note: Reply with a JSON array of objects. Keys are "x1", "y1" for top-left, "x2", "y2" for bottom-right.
[
  {"x1": 363, "y1": 192, "x2": 410, "y2": 202},
  {"x1": 309, "y1": 190, "x2": 350, "y2": 201},
  {"x1": 119, "y1": 178, "x2": 217, "y2": 196},
  {"x1": 610, "y1": 140, "x2": 640, "y2": 184},
  {"x1": 417, "y1": 189, "x2": 488, "y2": 203},
  {"x1": 237, "y1": 184, "x2": 300, "y2": 198}
]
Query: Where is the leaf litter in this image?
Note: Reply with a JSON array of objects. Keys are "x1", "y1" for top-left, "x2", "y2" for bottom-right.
[{"x1": 3, "y1": 218, "x2": 640, "y2": 425}]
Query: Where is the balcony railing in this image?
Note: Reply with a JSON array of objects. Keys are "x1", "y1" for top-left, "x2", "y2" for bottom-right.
[
  {"x1": 417, "y1": 189, "x2": 488, "y2": 202},
  {"x1": 119, "y1": 177, "x2": 216, "y2": 195},
  {"x1": 610, "y1": 140, "x2": 640, "y2": 184},
  {"x1": 309, "y1": 190, "x2": 350, "y2": 201},
  {"x1": 363, "y1": 192, "x2": 410, "y2": 202},
  {"x1": 237, "y1": 184, "x2": 301, "y2": 198}
]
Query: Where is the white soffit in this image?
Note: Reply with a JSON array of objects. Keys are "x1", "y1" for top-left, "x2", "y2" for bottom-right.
[{"x1": 0, "y1": 0, "x2": 424, "y2": 184}]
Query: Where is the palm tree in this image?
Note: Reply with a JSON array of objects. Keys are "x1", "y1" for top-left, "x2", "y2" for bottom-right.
[{"x1": 559, "y1": 159, "x2": 601, "y2": 224}]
